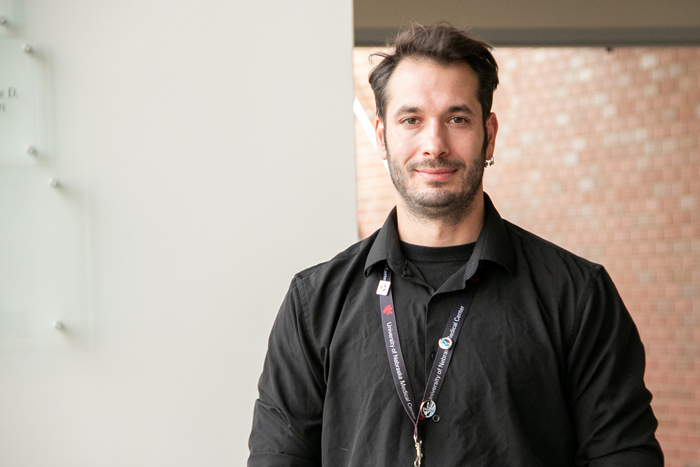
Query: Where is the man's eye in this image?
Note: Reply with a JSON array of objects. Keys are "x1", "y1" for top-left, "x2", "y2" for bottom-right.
[
  {"x1": 402, "y1": 118, "x2": 418, "y2": 125},
  {"x1": 450, "y1": 117, "x2": 468, "y2": 124}
]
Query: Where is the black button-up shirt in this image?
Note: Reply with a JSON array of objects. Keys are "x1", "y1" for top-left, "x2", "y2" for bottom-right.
[{"x1": 249, "y1": 194, "x2": 662, "y2": 466}]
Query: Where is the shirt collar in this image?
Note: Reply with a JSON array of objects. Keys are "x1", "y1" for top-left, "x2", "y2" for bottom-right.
[{"x1": 364, "y1": 193, "x2": 516, "y2": 279}]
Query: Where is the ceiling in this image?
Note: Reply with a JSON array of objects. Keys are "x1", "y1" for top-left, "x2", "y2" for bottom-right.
[{"x1": 354, "y1": 0, "x2": 700, "y2": 46}]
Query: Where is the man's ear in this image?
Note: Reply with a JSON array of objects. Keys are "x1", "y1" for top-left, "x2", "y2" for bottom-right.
[
  {"x1": 375, "y1": 117, "x2": 387, "y2": 161},
  {"x1": 484, "y1": 112, "x2": 499, "y2": 161}
]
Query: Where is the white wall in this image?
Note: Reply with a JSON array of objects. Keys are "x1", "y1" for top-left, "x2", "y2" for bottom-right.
[{"x1": 0, "y1": 1, "x2": 356, "y2": 465}]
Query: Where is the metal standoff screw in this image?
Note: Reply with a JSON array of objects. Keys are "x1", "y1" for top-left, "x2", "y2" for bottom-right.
[
  {"x1": 26, "y1": 146, "x2": 37, "y2": 156},
  {"x1": 48, "y1": 178, "x2": 59, "y2": 187},
  {"x1": 53, "y1": 321, "x2": 64, "y2": 330},
  {"x1": 22, "y1": 43, "x2": 33, "y2": 53},
  {"x1": 0, "y1": 15, "x2": 7, "y2": 25}
]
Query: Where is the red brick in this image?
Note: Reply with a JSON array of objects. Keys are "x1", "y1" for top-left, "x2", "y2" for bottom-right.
[{"x1": 354, "y1": 46, "x2": 700, "y2": 466}]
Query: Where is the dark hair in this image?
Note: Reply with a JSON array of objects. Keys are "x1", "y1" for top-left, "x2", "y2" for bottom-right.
[{"x1": 369, "y1": 23, "x2": 499, "y2": 124}]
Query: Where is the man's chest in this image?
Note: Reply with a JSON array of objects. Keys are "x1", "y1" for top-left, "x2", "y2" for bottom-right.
[
  {"x1": 318, "y1": 274, "x2": 574, "y2": 466},
  {"x1": 325, "y1": 273, "x2": 566, "y2": 405}
]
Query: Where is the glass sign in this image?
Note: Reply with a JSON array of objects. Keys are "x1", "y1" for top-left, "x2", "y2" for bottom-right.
[{"x1": 0, "y1": 38, "x2": 38, "y2": 165}]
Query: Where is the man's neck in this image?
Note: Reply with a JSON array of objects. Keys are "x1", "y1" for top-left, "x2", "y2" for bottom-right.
[{"x1": 395, "y1": 193, "x2": 485, "y2": 247}]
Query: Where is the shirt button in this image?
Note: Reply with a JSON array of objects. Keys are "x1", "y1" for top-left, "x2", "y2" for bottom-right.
[
  {"x1": 433, "y1": 295, "x2": 441, "y2": 301},
  {"x1": 430, "y1": 351, "x2": 436, "y2": 359}
]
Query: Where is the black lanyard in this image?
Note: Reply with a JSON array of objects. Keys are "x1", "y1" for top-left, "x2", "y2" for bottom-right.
[{"x1": 377, "y1": 264, "x2": 478, "y2": 465}]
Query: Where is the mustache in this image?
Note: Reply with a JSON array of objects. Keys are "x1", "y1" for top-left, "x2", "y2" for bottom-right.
[{"x1": 406, "y1": 159, "x2": 467, "y2": 171}]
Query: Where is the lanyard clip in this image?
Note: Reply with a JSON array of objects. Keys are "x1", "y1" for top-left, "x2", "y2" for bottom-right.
[{"x1": 413, "y1": 437, "x2": 423, "y2": 467}]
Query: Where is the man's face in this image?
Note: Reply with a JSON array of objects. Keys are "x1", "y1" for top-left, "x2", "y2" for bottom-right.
[{"x1": 375, "y1": 58, "x2": 498, "y2": 222}]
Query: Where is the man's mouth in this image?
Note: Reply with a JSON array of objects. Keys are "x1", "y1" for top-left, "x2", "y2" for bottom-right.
[{"x1": 415, "y1": 168, "x2": 457, "y2": 181}]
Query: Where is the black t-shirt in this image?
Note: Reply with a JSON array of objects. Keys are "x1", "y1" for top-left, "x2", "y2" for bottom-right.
[{"x1": 399, "y1": 240, "x2": 475, "y2": 291}]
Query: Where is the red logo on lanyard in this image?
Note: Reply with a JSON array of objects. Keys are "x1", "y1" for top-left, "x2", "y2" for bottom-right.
[{"x1": 382, "y1": 304, "x2": 393, "y2": 315}]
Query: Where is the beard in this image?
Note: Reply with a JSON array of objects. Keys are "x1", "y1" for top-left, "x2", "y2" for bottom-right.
[{"x1": 386, "y1": 140, "x2": 485, "y2": 225}]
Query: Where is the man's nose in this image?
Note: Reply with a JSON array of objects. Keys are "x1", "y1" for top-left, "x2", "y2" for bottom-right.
[{"x1": 420, "y1": 121, "x2": 448, "y2": 158}]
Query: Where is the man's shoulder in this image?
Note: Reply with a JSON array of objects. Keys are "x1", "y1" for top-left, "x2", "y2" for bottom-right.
[
  {"x1": 502, "y1": 219, "x2": 603, "y2": 283},
  {"x1": 294, "y1": 229, "x2": 380, "y2": 285},
  {"x1": 281, "y1": 230, "x2": 381, "y2": 326}
]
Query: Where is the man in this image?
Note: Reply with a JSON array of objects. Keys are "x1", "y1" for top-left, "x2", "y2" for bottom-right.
[{"x1": 249, "y1": 24, "x2": 662, "y2": 466}]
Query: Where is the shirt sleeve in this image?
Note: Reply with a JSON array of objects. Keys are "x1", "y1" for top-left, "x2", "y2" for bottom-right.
[
  {"x1": 248, "y1": 277, "x2": 325, "y2": 467},
  {"x1": 566, "y1": 266, "x2": 663, "y2": 467}
]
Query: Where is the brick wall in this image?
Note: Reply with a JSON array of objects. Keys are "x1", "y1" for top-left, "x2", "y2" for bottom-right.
[{"x1": 354, "y1": 46, "x2": 700, "y2": 467}]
